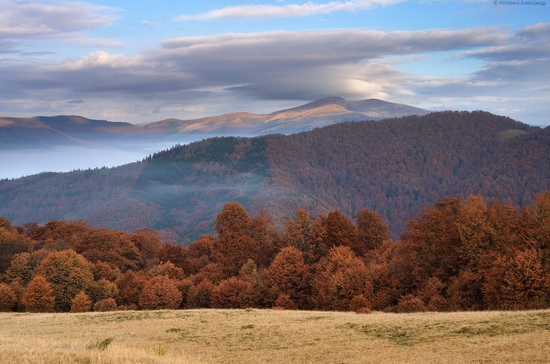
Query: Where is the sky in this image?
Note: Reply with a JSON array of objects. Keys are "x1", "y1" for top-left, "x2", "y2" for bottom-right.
[{"x1": 1, "y1": 0, "x2": 549, "y2": 126}]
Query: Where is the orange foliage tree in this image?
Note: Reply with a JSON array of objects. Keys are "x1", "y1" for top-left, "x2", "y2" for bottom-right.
[
  {"x1": 261, "y1": 247, "x2": 311, "y2": 309},
  {"x1": 22, "y1": 276, "x2": 55, "y2": 312},
  {"x1": 0, "y1": 283, "x2": 17, "y2": 312},
  {"x1": 212, "y1": 202, "x2": 259, "y2": 278},
  {"x1": 311, "y1": 246, "x2": 372, "y2": 311},
  {"x1": 138, "y1": 275, "x2": 182, "y2": 310},
  {"x1": 70, "y1": 291, "x2": 92, "y2": 313},
  {"x1": 36, "y1": 250, "x2": 94, "y2": 311},
  {"x1": 211, "y1": 277, "x2": 254, "y2": 308}
]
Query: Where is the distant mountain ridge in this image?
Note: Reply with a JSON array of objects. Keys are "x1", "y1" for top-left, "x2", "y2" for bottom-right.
[
  {"x1": 145, "y1": 97, "x2": 429, "y2": 135},
  {"x1": 0, "y1": 98, "x2": 428, "y2": 149},
  {"x1": 0, "y1": 110, "x2": 547, "y2": 242}
]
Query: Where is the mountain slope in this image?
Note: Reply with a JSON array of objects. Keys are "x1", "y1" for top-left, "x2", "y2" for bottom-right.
[
  {"x1": 0, "y1": 111, "x2": 547, "y2": 242},
  {"x1": 144, "y1": 97, "x2": 430, "y2": 136},
  {"x1": 0, "y1": 115, "x2": 157, "y2": 148}
]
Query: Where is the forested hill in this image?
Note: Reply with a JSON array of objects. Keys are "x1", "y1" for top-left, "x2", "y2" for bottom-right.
[{"x1": 0, "y1": 111, "x2": 548, "y2": 242}]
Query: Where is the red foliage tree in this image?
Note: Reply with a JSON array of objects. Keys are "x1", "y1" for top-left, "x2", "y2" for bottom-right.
[
  {"x1": 311, "y1": 246, "x2": 372, "y2": 311},
  {"x1": 139, "y1": 275, "x2": 182, "y2": 310},
  {"x1": 314, "y1": 211, "x2": 358, "y2": 259},
  {"x1": 22, "y1": 276, "x2": 55, "y2": 312},
  {"x1": 483, "y1": 249, "x2": 549, "y2": 310},
  {"x1": 70, "y1": 291, "x2": 92, "y2": 313},
  {"x1": 148, "y1": 261, "x2": 184, "y2": 280},
  {"x1": 36, "y1": 250, "x2": 94, "y2": 311},
  {"x1": 78, "y1": 229, "x2": 141, "y2": 272},
  {"x1": 87, "y1": 279, "x2": 119, "y2": 304},
  {"x1": 355, "y1": 209, "x2": 390, "y2": 254},
  {"x1": 261, "y1": 247, "x2": 310, "y2": 309},
  {"x1": 211, "y1": 277, "x2": 254, "y2": 308},
  {"x1": 186, "y1": 279, "x2": 214, "y2": 308},
  {"x1": 212, "y1": 202, "x2": 259, "y2": 278},
  {"x1": 284, "y1": 209, "x2": 317, "y2": 264},
  {"x1": 0, "y1": 283, "x2": 17, "y2": 312},
  {"x1": 93, "y1": 298, "x2": 117, "y2": 312},
  {"x1": 0, "y1": 223, "x2": 33, "y2": 274},
  {"x1": 130, "y1": 228, "x2": 161, "y2": 270},
  {"x1": 115, "y1": 270, "x2": 147, "y2": 308}
]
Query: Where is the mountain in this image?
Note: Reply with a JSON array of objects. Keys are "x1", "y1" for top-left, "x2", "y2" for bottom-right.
[
  {"x1": 0, "y1": 115, "x2": 157, "y2": 148},
  {"x1": 0, "y1": 111, "x2": 547, "y2": 242},
  {"x1": 145, "y1": 97, "x2": 430, "y2": 135},
  {"x1": 0, "y1": 98, "x2": 428, "y2": 150}
]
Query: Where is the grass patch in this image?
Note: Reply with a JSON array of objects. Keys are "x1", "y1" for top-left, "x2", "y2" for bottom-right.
[
  {"x1": 151, "y1": 344, "x2": 168, "y2": 357},
  {"x1": 0, "y1": 309, "x2": 548, "y2": 363},
  {"x1": 87, "y1": 337, "x2": 114, "y2": 351}
]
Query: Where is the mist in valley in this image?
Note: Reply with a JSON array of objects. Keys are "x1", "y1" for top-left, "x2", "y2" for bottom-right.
[{"x1": 0, "y1": 141, "x2": 184, "y2": 180}]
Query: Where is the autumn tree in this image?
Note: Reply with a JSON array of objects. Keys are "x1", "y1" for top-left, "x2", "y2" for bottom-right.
[
  {"x1": 36, "y1": 250, "x2": 94, "y2": 311},
  {"x1": 261, "y1": 247, "x2": 310, "y2": 309},
  {"x1": 139, "y1": 275, "x2": 182, "y2": 310},
  {"x1": 356, "y1": 209, "x2": 390, "y2": 254},
  {"x1": 130, "y1": 228, "x2": 161, "y2": 270},
  {"x1": 29, "y1": 219, "x2": 89, "y2": 251},
  {"x1": 186, "y1": 279, "x2": 214, "y2": 308},
  {"x1": 93, "y1": 298, "x2": 117, "y2": 312},
  {"x1": 78, "y1": 229, "x2": 141, "y2": 271},
  {"x1": 251, "y1": 213, "x2": 283, "y2": 269},
  {"x1": 148, "y1": 261, "x2": 184, "y2": 280},
  {"x1": 0, "y1": 222, "x2": 33, "y2": 273},
  {"x1": 70, "y1": 291, "x2": 92, "y2": 313},
  {"x1": 5, "y1": 250, "x2": 48, "y2": 285},
  {"x1": 483, "y1": 249, "x2": 549, "y2": 310},
  {"x1": 87, "y1": 279, "x2": 119, "y2": 304},
  {"x1": 314, "y1": 211, "x2": 358, "y2": 259},
  {"x1": 393, "y1": 196, "x2": 463, "y2": 297},
  {"x1": 211, "y1": 277, "x2": 254, "y2": 308},
  {"x1": 284, "y1": 209, "x2": 317, "y2": 264},
  {"x1": 212, "y1": 202, "x2": 259, "y2": 278},
  {"x1": 183, "y1": 235, "x2": 214, "y2": 276},
  {"x1": 521, "y1": 191, "x2": 550, "y2": 272},
  {"x1": 115, "y1": 270, "x2": 146, "y2": 308},
  {"x1": 22, "y1": 276, "x2": 55, "y2": 312},
  {"x1": 0, "y1": 283, "x2": 17, "y2": 312},
  {"x1": 311, "y1": 246, "x2": 372, "y2": 311}
]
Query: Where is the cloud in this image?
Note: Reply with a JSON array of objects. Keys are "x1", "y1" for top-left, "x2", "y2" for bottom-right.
[
  {"x1": 0, "y1": 0, "x2": 118, "y2": 39},
  {"x1": 176, "y1": 0, "x2": 400, "y2": 21},
  {"x1": 1, "y1": 24, "x2": 548, "y2": 126}
]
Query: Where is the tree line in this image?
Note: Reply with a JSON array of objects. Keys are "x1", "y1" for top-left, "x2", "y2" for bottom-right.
[{"x1": 0, "y1": 191, "x2": 548, "y2": 313}]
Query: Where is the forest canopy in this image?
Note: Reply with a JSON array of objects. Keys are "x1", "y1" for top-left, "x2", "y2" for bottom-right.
[{"x1": 1, "y1": 191, "x2": 548, "y2": 313}]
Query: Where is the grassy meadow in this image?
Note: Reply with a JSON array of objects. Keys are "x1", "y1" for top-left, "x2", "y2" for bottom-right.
[{"x1": 0, "y1": 308, "x2": 548, "y2": 363}]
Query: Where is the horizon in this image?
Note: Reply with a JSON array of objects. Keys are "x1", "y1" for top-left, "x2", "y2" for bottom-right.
[{"x1": 0, "y1": 1, "x2": 549, "y2": 126}]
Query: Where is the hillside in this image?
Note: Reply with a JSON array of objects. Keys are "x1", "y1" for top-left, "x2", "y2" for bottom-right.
[
  {"x1": 0, "y1": 115, "x2": 157, "y2": 148},
  {"x1": 0, "y1": 111, "x2": 548, "y2": 241},
  {"x1": 144, "y1": 97, "x2": 429, "y2": 136}
]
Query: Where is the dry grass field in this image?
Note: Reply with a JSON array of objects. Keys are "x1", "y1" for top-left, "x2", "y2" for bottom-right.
[{"x1": 0, "y1": 308, "x2": 548, "y2": 363}]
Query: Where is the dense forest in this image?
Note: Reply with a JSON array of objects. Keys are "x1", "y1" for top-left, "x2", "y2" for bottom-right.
[
  {"x1": 0, "y1": 192, "x2": 549, "y2": 313},
  {"x1": 0, "y1": 111, "x2": 549, "y2": 242}
]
